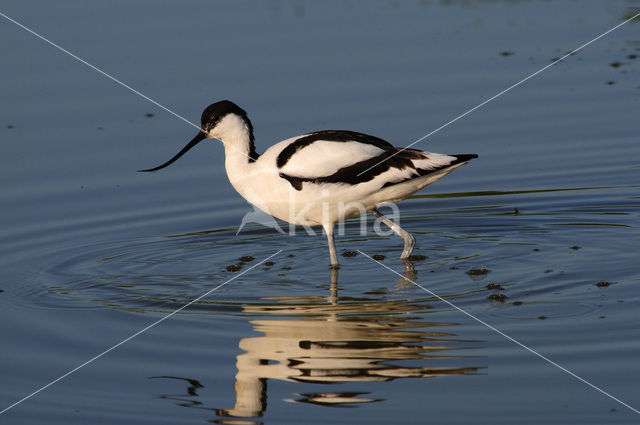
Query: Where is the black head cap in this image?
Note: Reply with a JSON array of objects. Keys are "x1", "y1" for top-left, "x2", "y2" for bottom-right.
[
  {"x1": 138, "y1": 100, "x2": 258, "y2": 172},
  {"x1": 200, "y1": 100, "x2": 257, "y2": 161},
  {"x1": 201, "y1": 100, "x2": 249, "y2": 130}
]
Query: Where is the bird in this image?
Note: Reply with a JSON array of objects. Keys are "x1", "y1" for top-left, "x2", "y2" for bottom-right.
[{"x1": 140, "y1": 100, "x2": 477, "y2": 268}]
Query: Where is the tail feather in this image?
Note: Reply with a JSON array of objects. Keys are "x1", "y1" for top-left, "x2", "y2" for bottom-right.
[
  {"x1": 382, "y1": 153, "x2": 477, "y2": 188},
  {"x1": 449, "y1": 154, "x2": 479, "y2": 165}
]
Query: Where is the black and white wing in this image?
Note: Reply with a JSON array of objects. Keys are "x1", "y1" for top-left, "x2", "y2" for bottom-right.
[{"x1": 276, "y1": 130, "x2": 476, "y2": 191}]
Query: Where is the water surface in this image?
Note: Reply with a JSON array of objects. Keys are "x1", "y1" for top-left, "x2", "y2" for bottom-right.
[{"x1": 1, "y1": 1, "x2": 639, "y2": 424}]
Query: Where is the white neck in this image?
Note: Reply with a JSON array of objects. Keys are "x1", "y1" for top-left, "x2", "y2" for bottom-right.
[
  {"x1": 209, "y1": 114, "x2": 258, "y2": 195},
  {"x1": 210, "y1": 114, "x2": 254, "y2": 156}
]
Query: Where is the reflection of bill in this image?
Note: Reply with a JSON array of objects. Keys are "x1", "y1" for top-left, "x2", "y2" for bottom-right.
[{"x1": 216, "y1": 269, "x2": 480, "y2": 419}]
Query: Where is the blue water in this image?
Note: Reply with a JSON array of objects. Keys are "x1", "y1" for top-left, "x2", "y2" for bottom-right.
[{"x1": 1, "y1": 1, "x2": 639, "y2": 424}]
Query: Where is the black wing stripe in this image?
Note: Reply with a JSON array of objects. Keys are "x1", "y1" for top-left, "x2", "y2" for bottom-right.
[
  {"x1": 281, "y1": 152, "x2": 478, "y2": 191},
  {"x1": 279, "y1": 148, "x2": 469, "y2": 191},
  {"x1": 276, "y1": 130, "x2": 395, "y2": 169},
  {"x1": 381, "y1": 154, "x2": 479, "y2": 188}
]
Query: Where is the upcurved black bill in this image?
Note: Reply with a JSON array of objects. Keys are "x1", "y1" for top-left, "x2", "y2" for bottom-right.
[{"x1": 138, "y1": 132, "x2": 207, "y2": 172}]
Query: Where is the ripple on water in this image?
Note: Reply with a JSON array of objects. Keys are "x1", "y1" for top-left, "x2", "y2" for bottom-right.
[
  {"x1": 7, "y1": 184, "x2": 637, "y2": 320},
  {"x1": 10, "y1": 232, "x2": 291, "y2": 312},
  {"x1": 486, "y1": 300, "x2": 600, "y2": 320}
]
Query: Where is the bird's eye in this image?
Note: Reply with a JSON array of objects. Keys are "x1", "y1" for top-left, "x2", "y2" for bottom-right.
[{"x1": 204, "y1": 119, "x2": 219, "y2": 132}]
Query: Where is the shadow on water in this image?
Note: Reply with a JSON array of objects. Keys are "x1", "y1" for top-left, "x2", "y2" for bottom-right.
[{"x1": 150, "y1": 266, "x2": 482, "y2": 422}]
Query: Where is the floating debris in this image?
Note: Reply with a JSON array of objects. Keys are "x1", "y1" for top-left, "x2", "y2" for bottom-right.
[
  {"x1": 264, "y1": 261, "x2": 275, "y2": 266},
  {"x1": 596, "y1": 281, "x2": 613, "y2": 287},
  {"x1": 466, "y1": 268, "x2": 491, "y2": 281},
  {"x1": 371, "y1": 254, "x2": 385, "y2": 261},
  {"x1": 500, "y1": 51, "x2": 514, "y2": 56},
  {"x1": 238, "y1": 255, "x2": 254, "y2": 262},
  {"x1": 610, "y1": 61, "x2": 622, "y2": 68},
  {"x1": 486, "y1": 283, "x2": 504, "y2": 290},
  {"x1": 342, "y1": 251, "x2": 358, "y2": 258},
  {"x1": 487, "y1": 293, "x2": 508, "y2": 303},
  {"x1": 570, "y1": 245, "x2": 581, "y2": 250},
  {"x1": 145, "y1": 113, "x2": 154, "y2": 118},
  {"x1": 466, "y1": 268, "x2": 491, "y2": 276},
  {"x1": 226, "y1": 264, "x2": 242, "y2": 272}
]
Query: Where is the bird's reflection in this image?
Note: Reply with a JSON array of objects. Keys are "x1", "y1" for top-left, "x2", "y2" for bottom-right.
[{"x1": 154, "y1": 263, "x2": 480, "y2": 421}]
